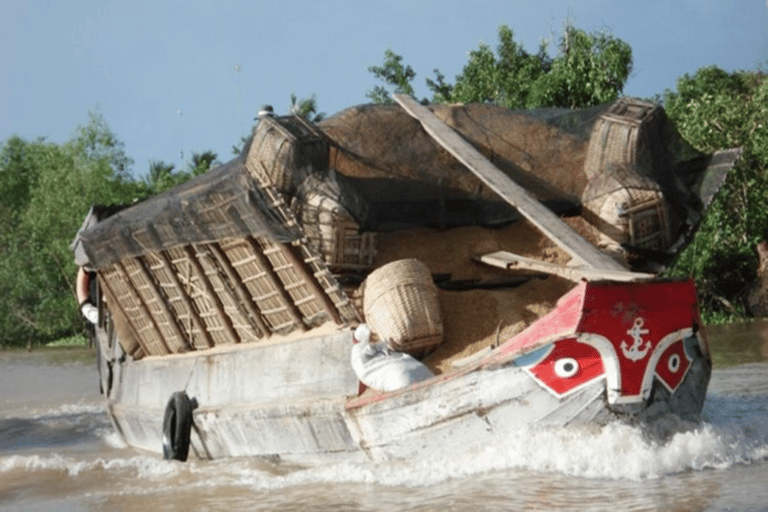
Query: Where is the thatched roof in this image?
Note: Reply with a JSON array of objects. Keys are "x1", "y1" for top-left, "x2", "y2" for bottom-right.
[
  {"x1": 73, "y1": 98, "x2": 740, "y2": 270},
  {"x1": 73, "y1": 149, "x2": 297, "y2": 269}
]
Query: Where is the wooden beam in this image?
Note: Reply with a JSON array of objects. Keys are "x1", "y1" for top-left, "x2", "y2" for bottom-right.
[
  {"x1": 475, "y1": 251, "x2": 654, "y2": 283},
  {"x1": 392, "y1": 93, "x2": 626, "y2": 272}
]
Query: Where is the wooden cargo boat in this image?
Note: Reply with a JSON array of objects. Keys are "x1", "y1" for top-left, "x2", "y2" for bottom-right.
[{"x1": 71, "y1": 95, "x2": 739, "y2": 463}]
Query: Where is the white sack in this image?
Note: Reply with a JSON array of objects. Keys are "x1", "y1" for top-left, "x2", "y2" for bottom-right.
[{"x1": 351, "y1": 324, "x2": 434, "y2": 392}]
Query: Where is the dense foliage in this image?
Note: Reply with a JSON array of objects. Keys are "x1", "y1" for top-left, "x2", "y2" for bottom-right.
[
  {"x1": 662, "y1": 67, "x2": 768, "y2": 321},
  {"x1": 0, "y1": 112, "x2": 141, "y2": 346},
  {"x1": 0, "y1": 112, "x2": 217, "y2": 347},
  {"x1": 368, "y1": 23, "x2": 633, "y2": 109}
]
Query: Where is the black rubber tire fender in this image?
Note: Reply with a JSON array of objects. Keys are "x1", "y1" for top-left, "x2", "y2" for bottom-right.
[{"x1": 162, "y1": 390, "x2": 193, "y2": 461}]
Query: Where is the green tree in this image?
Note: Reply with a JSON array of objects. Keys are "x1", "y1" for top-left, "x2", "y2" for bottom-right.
[
  {"x1": 0, "y1": 136, "x2": 61, "y2": 343},
  {"x1": 663, "y1": 66, "x2": 768, "y2": 321},
  {"x1": 188, "y1": 150, "x2": 218, "y2": 176},
  {"x1": 290, "y1": 93, "x2": 326, "y2": 122},
  {"x1": 366, "y1": 49, "x2": 417, "y2": 104},
  {"x1": 450, "y1": 25, "x2": 549, "y2": 108},
  {"x1": 0, "y1": 110, "x2": 141, "y2": 346},
  {"x1": 527, "y1": 25, "x2": 632, "y2": 108},
  {"x1": 368, "y1": 22, "x2": 632, "y2": 110},
  {"x1": 144, "y1": 159, "x2": 176, "y2": 193},
  {"x1": 141, "y1": 151, "x2": 217, "y2": 195}
]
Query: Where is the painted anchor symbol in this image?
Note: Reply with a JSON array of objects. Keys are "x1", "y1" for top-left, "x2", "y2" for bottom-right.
[{"x1": 621, "y1": 317, "x2": 651, "y2": 362}]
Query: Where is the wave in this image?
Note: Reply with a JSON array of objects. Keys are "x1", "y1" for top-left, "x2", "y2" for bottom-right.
[
  {"x1": 0, "y1": 405, "x2": 111, "y2": 453},
  {"x1": 2, "y1": 412, "x2": 766, "y2": 487},
  {"x1": 2, "y1": 364, "x2": 766, "y2": 488}
]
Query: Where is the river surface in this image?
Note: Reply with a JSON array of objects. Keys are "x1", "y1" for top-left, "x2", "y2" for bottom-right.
[{"x1": 1, "y1": 320, "x2": 767, "y2": 511}]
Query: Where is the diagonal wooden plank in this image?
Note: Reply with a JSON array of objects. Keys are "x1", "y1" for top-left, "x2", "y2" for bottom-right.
[
  {"x1": 393, "y1": 93, "x2": 626, "y2": 271},
  {"x1": 475, "y1": 251, "x2": 654, "y2": 283}
]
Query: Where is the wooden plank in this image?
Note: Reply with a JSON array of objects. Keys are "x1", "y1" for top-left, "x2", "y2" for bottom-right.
[
  {"x1": 393, "y1": 93, "x2": 626, "y2": 272},
  {"x1": 475, "y1": 251, "x2": 654, "y2": 283}
]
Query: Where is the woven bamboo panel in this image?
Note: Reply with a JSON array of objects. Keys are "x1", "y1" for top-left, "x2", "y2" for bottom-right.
[
  {"x1": 219, "y1": 238, "x2": 300, "y2": 334},
  {"x1": 623, "y1": 192, "x2": 671, "y2": 250},
  {"x1": 581, "y1": 98, "x2": 674, "y2": 251},
  {"x1": 583, "y1": 183, "x2": 671, "y2": 250},
  {"x1": 164, "y1": 246, "x2": 237, "y2": 346},
  {"x1": 247, "y1": 119, "x2": 296, "y2": 191},
  {"x1": 584, "y1": 117, "x2": 639, "y2": 179},
  {"x1": 121, "y1": 257, "x2": 187, "y2": 353},
  {"x1": 142, "y1": 251, "x2": 211, "y2": 350},
  {"x1": 96, "y1": 268, "x2": 143, "y2": 357},
  {"x1": 191, "y1": 244, "x2": 260, "y2": 344},
  {"x1": 363, "y1": 258, "x2": 443, "y2": 356},
  {"x1": 290, "y1": 239, "x2": 361, "y2": 325},
  {"x1": 258, "y1": 182, "x2": 360, "y2": 324},
  {"x1": 260, "y1": 239, "x2": 328, "y2": 327},
  {"x1": 327, "y1": 222, "x2": 376, "y2": 270},
  {"x1": 99, "y1": 262, "x2": 170, "y2": 356}
]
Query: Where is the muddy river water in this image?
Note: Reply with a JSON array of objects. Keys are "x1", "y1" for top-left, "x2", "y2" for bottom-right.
[{"x1": 1, "y1": 320, "x2": 767, "y2": 511}]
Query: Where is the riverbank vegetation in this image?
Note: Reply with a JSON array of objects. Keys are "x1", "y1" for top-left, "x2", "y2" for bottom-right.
[{"x1": 1, "y1": 22, "x2": 765, "y2": 347}]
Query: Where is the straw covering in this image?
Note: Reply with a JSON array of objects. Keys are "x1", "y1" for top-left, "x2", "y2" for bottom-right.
[{"x1": 71, "y1": 99, "x2": 740, "y2": 360}]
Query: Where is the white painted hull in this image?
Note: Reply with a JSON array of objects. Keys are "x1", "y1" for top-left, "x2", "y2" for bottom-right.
[{"x1": 97, "y1": 302, "x2": 710, "y2": 464}]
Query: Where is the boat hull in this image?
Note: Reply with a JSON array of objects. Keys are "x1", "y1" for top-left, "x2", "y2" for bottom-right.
[{"x1": 96, "y1": 280, "x2": 710, "y2": 463}]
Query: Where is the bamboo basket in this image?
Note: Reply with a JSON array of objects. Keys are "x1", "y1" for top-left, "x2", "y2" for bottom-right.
[
  {"x1": 296, "y1": 189, "x2": 376, "y2": 271},
  {"x1": 582, "y1": 98, "x2": 673, "y2": 251},
  {"x1": 582, "y1": 173, "x2": 671, "y2": 251},
  {"x1": 246, "y1": 115, "x2": 327, "y2": 195},
  {"x1": 362, "y1": 259, "x2": 442, "y2": 357}
]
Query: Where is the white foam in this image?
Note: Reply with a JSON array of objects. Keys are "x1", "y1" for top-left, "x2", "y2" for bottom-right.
[
  {"x1": 2, "y1": 412, "x2": 766, "y2": 492},
  {"x1": 3, "y1": 377, "x2": 767, "y2": 491},
  {"x1": 100, "y1": 429, "x2": 128, "y2": 449},
  {"x1": 223, "y1": 417, "x2": 768, "y2": 488}
]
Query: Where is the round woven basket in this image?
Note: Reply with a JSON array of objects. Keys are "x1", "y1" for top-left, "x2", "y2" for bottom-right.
[{"x1": 362, "y1": 259, "x2": 443, "y2": 356}]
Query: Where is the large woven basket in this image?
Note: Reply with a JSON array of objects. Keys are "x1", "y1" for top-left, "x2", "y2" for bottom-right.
[
  {"x1": 246, "y1": 115, "x2": 327, "y2": 195},
  {"x1": 296, "y1": 189, "x2": 376, "y2": 271},
  {"x1": 362, "y1": 259, "x2": 442, "y2": 356}
]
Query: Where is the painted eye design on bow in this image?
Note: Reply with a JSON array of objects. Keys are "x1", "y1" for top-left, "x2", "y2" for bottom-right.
[
  {"x1": 519, "y1": 337, "x2": 605, "y2": 397},
  {"x1": 654, "y1": 339, "x2": 691, "y2": 392},
  {"x1": 554, "y1": 358, "x2": 579, "y2": 378}
]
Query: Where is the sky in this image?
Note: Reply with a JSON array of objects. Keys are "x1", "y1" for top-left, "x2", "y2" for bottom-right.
[{"x1": 2, "y1": 0, "x2": 767, "y2": 179}]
